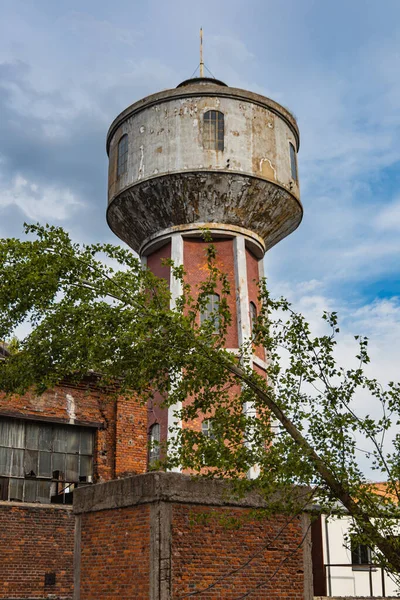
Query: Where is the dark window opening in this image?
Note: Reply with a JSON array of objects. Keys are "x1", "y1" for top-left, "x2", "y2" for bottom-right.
[
  {"x1": 351, "y1": 541, "x2": 372, "y2": 566},
  {"x1": 289, "y1": 142, "x2": 298, "y2": 181},
  {"x1": 0, "y1": 419, "x2": 94, "y2": 504},
  {"x1": 117, "y1": 134, "x2": 129, "y2": 177},
  {"x1": 200, "y1": 293, "x2": 220, "y2": 333},
  {"x1": 249, "y1": 301, "x2": 257, "y2": 334},
  {"x1": 149, "y1": 423, "x2": 160, "y2": 465},
  {"x1": 203, "y1": 110, "x2": 224, "y2": 151}
]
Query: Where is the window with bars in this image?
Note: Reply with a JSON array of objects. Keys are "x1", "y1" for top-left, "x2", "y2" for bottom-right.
[
  {"x1": 351, "y1": 540, "x2": 372, "y2": 566},
  {"x1": 117, "y1": 134, "x2": 129, "y2": 177},
  {"x1": 200, "y1": 293, "x2": 220, "y2": 333},
  {"x1": 0, "y1": 418, "x2": 93, "y2": 504},
  {"x1": 203, "y1": 110, "x2": 224, "y2": 151},
  {"x1": 148, "y1": 423, "x2": 160, "y2": 465},
  {"x1": 289, "y1": 142, "x2": 298, "y2": 182}
]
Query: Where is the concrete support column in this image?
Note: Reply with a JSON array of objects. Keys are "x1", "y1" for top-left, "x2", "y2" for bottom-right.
[
  {"x1": 233, "y1": 235, "x2": 259, "y2": 479},
  {"x1": 167, "y1": 234, "x2": 183, "y2": 472},
  {"x1": 169, "y1": 233, "x2": 183, "y2": 309},
  {"x1": 233, "y1": 235, "x2": 251, "y2": 346}
]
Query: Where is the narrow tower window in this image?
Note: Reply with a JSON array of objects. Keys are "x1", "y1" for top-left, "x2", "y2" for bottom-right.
[
  {"x1": 202, "y1": 419, "x2": 215, "y2": 440},
  {"x1": 117, "y1": 134, "x2": 129, "y2": 177},
  {"x1": 249, "y1": 301, "x2": 257, "y2": 334},
  {"x1": 289, "y1": 142, "x2": 298, "y2": 182},
  {"x1": 203, "y1": 111, "x2": 224, "y2": 151},
  {"x1": 149, "y1": 423, "x2": 160, "y2": 465},
  {"x1": 200, "y1": 293, "x2": 220, "y2": 333}
]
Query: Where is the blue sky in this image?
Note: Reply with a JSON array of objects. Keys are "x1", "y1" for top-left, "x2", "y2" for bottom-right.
[{"x1": 1, "y1": 0, "x2": 400, "y2": 462}]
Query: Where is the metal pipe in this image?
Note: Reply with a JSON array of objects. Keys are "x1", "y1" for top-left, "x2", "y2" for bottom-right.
[
  {"x1": 369, "y1": 564, "x2": 373, "y2": 596},
  {"x1": 200, "y1": 27, "x2": 204, "y2": 77},
  {"x1": 324, "y1": 516, "x2": 332, "y2": 597}
]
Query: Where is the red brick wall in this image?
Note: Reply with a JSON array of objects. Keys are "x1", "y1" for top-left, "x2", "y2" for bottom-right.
[
  {"x1": 79, "y1": 505, "x2": 151, "y2": 599},
  {"x1": 0, "y1": 503, "x2": 74, "y2": 599},
  {"x1": 115, "y1": 395, "x2": 148, "y2": 477},
  {"x1": 146, "y1": 241, "x2": 171, "y2": 283},
  {"x1": 246, "y1": 247, "x2": 266, "y2": 362},
  {"x1": 0, "y1": 383, "x2": 116, "y2": 482},
  {"x1": 183, "y1": 238, "x2": 239, "y2": 348},
  {"x1": 146, "y1": 242, "x2": 171, "y2": 452},
  {"x1": 0, "y1": 384, "x2": 148, "y2": 599},
  {"x1": 0, "y1": 383, "x2": 148, "y2": 482},
  {"x1": 171, "y1": 504, "x2": 306, "y2": 600}
]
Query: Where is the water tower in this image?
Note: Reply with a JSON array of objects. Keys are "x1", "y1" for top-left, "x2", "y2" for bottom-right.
[{"x1": 106, "y1": 62, "x2": 302, "y2": 459}]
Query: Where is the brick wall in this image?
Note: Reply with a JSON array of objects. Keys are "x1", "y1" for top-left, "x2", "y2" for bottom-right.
[
  {"x1": 0, "y1": 502, "x2": 74, "y2": 599},
  {"x1": 0, "y1": 383, "x2": 148, "y2": 599},
  {"x1": 183, "y1": 238, "x2": 239, "y2": 348},
  {"x1": 0, "y1": 382, "x2": 148, "y2": 482},
  {"x1": 78, "y1": 505, "x2": 151, "y2": 599},
  {"x1": 0, "y1": 383, "x2": 116, "y2": 483},
  {"x1": 171, "y1": 504, "x2": 307, "y2": 600},
  {"x1": 146, "y1": 242, "x2": 171, "y2": 458},
  {"x1": 246, "y1": 246, "x2": 265, "y2": 363},
  {"x1": 115, "y1": 395, "x2": 148, "y2": 477},
  {"x1": 73, "y1": 472, "x2": 313, "y2": 600}
]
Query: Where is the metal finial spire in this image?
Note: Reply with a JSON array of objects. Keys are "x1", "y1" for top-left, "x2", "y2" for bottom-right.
[{"x1": 200, "y1": 27, "x2": 204, "y2": 77}]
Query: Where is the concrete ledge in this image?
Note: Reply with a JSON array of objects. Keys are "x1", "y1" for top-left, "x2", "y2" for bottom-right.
[
  {"x1": 0, "y1": 500, "x2": 73, "y2": 511},
  {"x1": 73, "y1": 471, "x2": 274, "y2": 514}
]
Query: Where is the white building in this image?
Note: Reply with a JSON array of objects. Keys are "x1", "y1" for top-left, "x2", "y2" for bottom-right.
[{"x1": 312, "y1": 514, "x2": 399, "y2": 597}]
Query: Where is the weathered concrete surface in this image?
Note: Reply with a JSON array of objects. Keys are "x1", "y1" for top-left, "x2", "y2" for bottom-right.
[
  {"x1": 73, "y1": 471, "x2": 272, "y2": 514},
  {"x1": 106, "y1": 79, "x2": 299, "y2": 154},
  {"x1": 106, "y1": 79, "x2": 302, "y2": 254},
  {"x1": 107, "y1": 171, "x2": 302, "y2": 253},
  {"x1": 108, "y1": 94, "x2": 299, "y2": 199}
]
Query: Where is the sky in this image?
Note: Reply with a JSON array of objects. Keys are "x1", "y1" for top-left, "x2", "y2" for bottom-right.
[{"x1": 1, "y1": 0, "x2": 400, "y2": 474}]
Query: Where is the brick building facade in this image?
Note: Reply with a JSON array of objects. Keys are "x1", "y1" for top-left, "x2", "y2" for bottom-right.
[{"x1": 0, "y1": 381, "x2": 148, "y2": 599}]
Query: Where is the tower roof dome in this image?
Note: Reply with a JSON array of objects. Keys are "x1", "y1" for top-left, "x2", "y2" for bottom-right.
[{"x1": 176, "y1": 76, "x2": 228, "y2": 88}]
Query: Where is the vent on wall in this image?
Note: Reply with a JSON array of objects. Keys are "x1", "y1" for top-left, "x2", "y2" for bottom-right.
[{"x1": 44, "y1": 572, "x2": 56, "y2": 586}]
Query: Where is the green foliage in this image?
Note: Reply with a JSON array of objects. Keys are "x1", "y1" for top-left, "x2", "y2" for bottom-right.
[{"x1": 1, "y1": 223, "x2": 400, "y2": 578}]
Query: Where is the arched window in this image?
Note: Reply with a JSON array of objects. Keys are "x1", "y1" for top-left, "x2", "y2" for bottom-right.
[
  {"x1": 149, "y1": 423, "x2": 160, "y2": 465},
  {"x1": 203, "y1": 110, "x2": 224, "y2": 151},
  {"x1": 249, "y1": 301, "x2": 257, "y2": 333},
  {"x1": 117, "y1": 134, "x2": 129, "y2": 177},
  {"x1": 289, "y1": 142, "x2": 298, "y2": 182},
  {"x1": 200, "y1": 293, "x2": 220, "y2": 333}
]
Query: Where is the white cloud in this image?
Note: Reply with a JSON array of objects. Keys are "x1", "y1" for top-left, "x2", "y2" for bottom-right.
[
  {"x1": 375, "y1": 198, "x2": 400, "y2": 232},
  {"x1": 0, "y1": 172, "x2": 83, "y2": 221}
]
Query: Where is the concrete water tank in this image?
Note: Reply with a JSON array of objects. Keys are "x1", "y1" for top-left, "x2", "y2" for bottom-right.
[{"x1": 106, "y1": 76, "x2": 302, "y2": 257}]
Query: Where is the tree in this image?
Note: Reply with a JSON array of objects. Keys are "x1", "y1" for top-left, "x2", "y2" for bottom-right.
[{"x1": 1, "y1": 224, "x2": 400, "y2": 581}]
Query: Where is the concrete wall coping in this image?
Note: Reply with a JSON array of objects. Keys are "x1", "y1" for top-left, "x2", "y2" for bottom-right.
[
  {"x1": 73, "y1": 471, "x2": 279, "y2": 515},
  {"x1": 0, "y1": 500, "x2": 73, "y2": 511}
]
